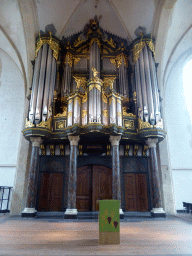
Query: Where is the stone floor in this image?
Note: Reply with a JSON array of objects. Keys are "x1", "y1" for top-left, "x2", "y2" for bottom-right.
[{"x1": 0, "y1": 214, "x2": 192, "y2": 256}]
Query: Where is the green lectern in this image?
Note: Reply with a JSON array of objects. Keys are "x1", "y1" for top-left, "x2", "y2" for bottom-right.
[{"x1": 99, "y1": 200, "x2": 120, "y2": 244}]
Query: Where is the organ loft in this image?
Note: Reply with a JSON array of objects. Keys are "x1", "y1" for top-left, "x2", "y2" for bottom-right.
[{"x1": 22, "y1": 17, "x2": 166, "y2": 218}]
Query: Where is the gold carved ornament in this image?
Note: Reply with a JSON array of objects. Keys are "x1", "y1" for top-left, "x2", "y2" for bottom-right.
[
  {"x1": 132, "y1": 40, "x2": 145, "y2": 64},
  {"x1": 103, "y1": 77, "x2": 116, "y2": 90},
  {"x1": 125, "y1": 145, "x2": 130, "y2": 156},
  {"x1": 122, "y1": 107, "x2": 136, "y2": 118},
  {"x1": 25, "y1": 118, "x2": 35, "y2": 128},
  {"x1": 143, "y1": 145, "x2": 148, "y2": 156},
  {"x1": 82, "y1": 110, "x2": 87, "y2": 118},
  {"x1": 138, "y1": 118, "x2": 153, "y2": 130},
  {"x1": 68, "y1": 99, "x2": 73, "y2": 105},
  {"x1": 40, "y1": 144, "x2": 46, "y2": 155},
  {"x1": 74, "y1": 96, "x2": 81, "y2": 106},
  {"x1": 102, "y1": 93, "x2": 107, "y2": 104},
  {"x1": 133, "y1": 145, "x2": 139, "y2": 156},
  {"x1": 56, "y1": 120, "x2": 66, "y2": 129},
  {"x1": 89, "y1": 38, "x2": 102, "y2": 50},
  {"x1": 65, "y1": 52, "x2": 81, "y2": 67},
  {"x1": 132, "y1": 37, "x2": 155, "y2": 64},
  {"x1": 110, "y1": 54, "x2": 128, "y2": 68},
  {"x1": 35, "y1": 33, "x2": 60, "y2": 61},
  {"x1": 36, "y1": 118, "x2": 52, "y2": 130},
  {"x1": 82, "y1": 92, "x2": 87, "y2": 104},
  {"x1": 73, "y1": 76, "x2": 87, "y2": 90},
  {"x1": 73, "y1": 36, "x2": 85, "y2": 48},
  {"x1": 117, "y1": 112, "x2": 122, "y2": 118},
  {"x1": 104, "y1": 37, "x2": 116, "y2": 48},
  {"x1": 67, "y1": 111, "x2": 73, "y2": 118},
  {"x1": 154, "y1": 119, "x2": 163, "y2": 129},
  {"x1": 54, "y1": 106, "x2": 67, "y2": 117},
  {"x1": 50, "y1": 145, "x2": 55, "y2": 156},
  {"x1": 124, "y1": 120, "x2": 134, "y2": 129},
  {"x1": 60, "y1": 144, "x2": 65, "y2": 155},
  {"x1": 109, "y1": 97, "x2": 116, "y2": 106},
  {"x1": 102, "y1": 110, "x2": 108, "y2": 118}
]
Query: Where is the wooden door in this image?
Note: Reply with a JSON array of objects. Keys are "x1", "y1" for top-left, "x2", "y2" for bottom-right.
[
  {"x1": 124, "y1": 173, "x2": 148, "y2": 212},
  {"x1": 76, "y1": 165, "x2": 112, "y2": 211},
  {"x1": 38, "y1": 173, "x2": 63, "y2": 211},
  {"x1": 92, "y1": 165, "x2": 112, "y2": 211},
  {"x1": 76, "y1": 166, "x2": 92, "y2": 211}
]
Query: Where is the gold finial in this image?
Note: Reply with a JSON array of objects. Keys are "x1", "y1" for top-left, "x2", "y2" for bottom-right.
[{"x1": 92, "y1": 67, "x2": 99, "y2": 78}]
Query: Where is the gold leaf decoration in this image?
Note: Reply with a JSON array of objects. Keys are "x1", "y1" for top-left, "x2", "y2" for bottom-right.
[
  {"x1": 82, "y1": 92, "x2": 87, "y2": 104},
  {"x1": 25, "y1": 118, "x2": 35, "y2": 128},
  {"x1": 36, "y1": 34, "x2": 60, "y2": 61},
  {"x1": 54, "y1": 106, "x2": 67, "y2": 117},
  {"x1": 132, "y1": 41, "x2": 145, "y2": 64},
  {"x1": 103, "y1": 110, "x2": 108, "y2": 118},
  {"x1": 154, "y1": 119, "x2": 163, "y2": 129},
  {"x1": 36, "y1": 118, "x2": 52, "y2": 130},
  {"x1": 82, "y1": 110, "x2": 87, "y2": 118},
  {"x1": 138, "y1": 118, "x2": 153, "y2": 130},
  {"x1": 103, "y1": 77, "x2": 116, "y2": 90},
  {"x1": 73, "y1": 76, "x2": 87, "y2": 90},
  {"x1": 124, "y1": 120, "x2": 134, "y2": 129},
  {"x1": 68, "y1": 112, "x2": 72, "y2": 118},
  {"x1": 102, "y1": 93, "x2": 108, "y2": 104}
]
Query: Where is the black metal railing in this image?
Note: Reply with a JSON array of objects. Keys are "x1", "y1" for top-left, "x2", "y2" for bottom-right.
[{"x1": 0, "y1": 186, "x2": 12, "y2": 213}]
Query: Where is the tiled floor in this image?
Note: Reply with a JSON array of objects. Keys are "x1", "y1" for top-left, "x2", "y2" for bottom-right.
[{"x1": 0, "y1": 214, "x2": 192, "y2": 256}]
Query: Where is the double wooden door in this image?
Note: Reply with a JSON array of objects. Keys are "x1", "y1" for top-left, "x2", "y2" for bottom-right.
[
  {"x1": 76, "y1": 165, "x2": 112, "y2": 211},
  {"x1": 124, "y1": 173, "x2": 149, "y2": 212}
]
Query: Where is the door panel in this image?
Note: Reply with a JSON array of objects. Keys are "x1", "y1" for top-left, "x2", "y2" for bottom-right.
[
  {"x1": 124, "y1": 173, "x2": 137, "y2": 211},
  {"x1": 76, "y1": 166, "x2": 92, "y2": 211},
  {"x1": 38, "y1": 173, "x2": 63, "y2": 211},
  {"x1": 124, "y1": 173, "x2": 148, "y2": 212},
  {"x1": 92, "y1": 165, "x2": 112, "y2": 211},
  {"x1": 77, "y1": 165, "x2": 112, "y2": 211}
]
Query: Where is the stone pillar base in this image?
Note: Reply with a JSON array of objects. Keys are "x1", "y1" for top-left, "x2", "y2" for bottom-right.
[
  {"x1": 151, "y1": 208, "x2": 166, "y2": 218},
  {"x1": 119, "y1": 208, "x2": 124, "y2": 219},
  {"x1": 22, "y1": 208, "x2": 37, "y2": 218},
  {"x1": 64, "y1": 209, "x2": 78, "y2": 219}
]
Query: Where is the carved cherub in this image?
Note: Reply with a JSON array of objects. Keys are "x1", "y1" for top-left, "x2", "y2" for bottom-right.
[{"x1": 92, "y1": 67, "x2": 99, "y2": 78}]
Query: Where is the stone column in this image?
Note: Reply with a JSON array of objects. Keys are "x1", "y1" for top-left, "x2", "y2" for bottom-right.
[
  {"x1": 109, "y1": 135, "x2": 124, "y2": 218},
  {"x1": 146, "y1": 138, "x2": 166, "y2": 217},
  {"x1": 65, "y1": 135, "x2": 80, "y2": 219},
  {"x1": 22, "y1": 137, "x2": 42, "y2": 217}
]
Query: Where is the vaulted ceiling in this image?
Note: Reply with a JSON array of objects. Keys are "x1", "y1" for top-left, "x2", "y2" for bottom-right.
[{"x1": 1, "y1": 0, "x2": 192, "y2": 96}]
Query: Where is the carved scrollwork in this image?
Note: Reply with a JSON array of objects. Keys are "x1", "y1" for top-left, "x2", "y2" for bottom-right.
[
  {"x1": 25, "y1": 118, "x2": 35, "y2": 128},
  {"x1": 36, "y1": 118, "x2": 52, "y2": 130}
]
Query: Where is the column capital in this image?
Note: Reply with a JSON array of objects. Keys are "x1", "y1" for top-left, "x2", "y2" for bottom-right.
[
  {"x1": 146, "y1": 138, "x2": 158, "y2": 148},
  {"x1": 109, "y1": 135, "x2": 121, "y2": 146},
  {"x1": 30, "y1": 137, "x2": 42, "y2": 147},
  {"x1": 68, "y1": 135, "x2": 80, "y2": 146}
]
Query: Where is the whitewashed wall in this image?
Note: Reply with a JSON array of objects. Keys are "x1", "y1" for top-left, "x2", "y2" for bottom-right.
[
  {"x1": 0, "y1": 49, "x2": 25, "y2": 189},
  {"x1": 164, "y1": 48, "x2": 192, "y2": 211}
]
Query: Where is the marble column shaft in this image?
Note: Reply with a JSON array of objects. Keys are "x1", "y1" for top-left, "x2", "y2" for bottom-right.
[
  {"x1": 109, "y1": 135, "x2": 121, "y2": 200},
  {"x1": 67, "y1": 136, "x2": 80, "y2": 209},
  {"x1": 26, "y1": 137, "x2": 42, "y2": 209},
  {"x1": 147, "y1": 138, "x2": 163, "y2": 209}
]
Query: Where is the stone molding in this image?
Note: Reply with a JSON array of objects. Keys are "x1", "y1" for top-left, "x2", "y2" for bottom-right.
[
  {"x1": 65, "y1": 209, "x2": 78, "y2": 215},
  {"x1": 109, "y1": 135, "x2": 121, "y2": 146},
  {"x1": 68, "y1": 135, "x2": 80, "y2": 146},
  {"x1": 146, "y1": 138, "x2": 158, "y2": 148},
  {"x1": 151, "y1": 207, "x2": 165, "y2": 213},
  {"x1": 22, "y1": 207, "x2": 37, "y2": 214},
  {"x1": 30, "y1": 137, "x2": 42, "y2": 147}
]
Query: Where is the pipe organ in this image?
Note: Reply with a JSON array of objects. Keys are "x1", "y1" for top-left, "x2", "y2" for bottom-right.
[
  {"x1": 22, "y1": 17, "x2": 166, "y2": 218},
  {"x1": 24, "y1": 19, "x2": 165, "y2": 142}
]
